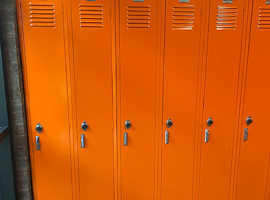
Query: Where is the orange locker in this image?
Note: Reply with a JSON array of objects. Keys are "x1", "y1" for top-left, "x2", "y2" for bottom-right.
[
  {"x1": 118, "y1": 0, "x2": 159, "y2": 199},
  {"x1": 236, "y1": 0, "x2": 270, "y2": 199},
  {"x1": 17, "y1": 0, "x2": 73, "y2": 199},
  {"x1": 69, "y1": 0, "x2": 114, "y2": 199},
  {"x1": 17, "y1": 0, "x2": 270, "y2": 199},
  {"x1": 161, "y1": 0, "x2": 204, "y2": 199},
  {"x1": 199, "y1": 0, "x2": 247, "y2": 199}
]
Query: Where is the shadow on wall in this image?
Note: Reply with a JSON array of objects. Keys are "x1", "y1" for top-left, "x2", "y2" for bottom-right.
[
  {"x1": 0, "y1": 135, "x2": 16, "y2": 200},
  {"x1": 0, "y1": 29, "x2": 16, "y2": 200}
]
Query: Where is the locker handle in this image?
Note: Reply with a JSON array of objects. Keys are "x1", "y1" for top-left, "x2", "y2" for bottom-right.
[
  {"x1": 125, "y1": 120, "x2": 132, "y2": 129},
  {"x1": 165, "y1": 130, "x2": 169, "y2": 144},
  {"x1": 246, "y1": 116, "x2": 253, "y2": 126},
  {"x1": 166, "y1": 119, "x2": 173, "y2": 128},
  {"x1": 35, "y1": 123, "x2": 43, "y2": 133},
  {"x1": 243, "y1": 128, "x2": 248, "y2": 142},
  {"x1": 205, "y1": 129, "x2": 209, "y2": 143},
  {"x1": 124, "y1": 132, "x2": 128, "y2": 146},
  {"x1": 81, "y1": 121, "x2": 88, "y2": 131},
  {"x1": 81, "y1": 134, "x2": 85, "y2": 148},
  {"x1": 207, "y1": 118, "x2": 213, "y2": 127},
  {"x1": 35, "y1": 136, "x2": 40, "y2": 151}
]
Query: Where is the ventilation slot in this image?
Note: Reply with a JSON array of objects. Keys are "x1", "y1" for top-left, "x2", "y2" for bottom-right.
[
  {"x1": 172, "y1": 5, "x2": 195, "y2": 30},
  {"x1": 258, "y1": 7, "x2": 270, "y2": 29},
  {"x1": 79, "y1": 4, "x2": 103, "y2": 28},
  {"x1": 29, "y1": 3, "x2": 56, "y2": 28},
  {"x1": 127, "y1": 6, "x2": 150, "y2": 29},
  {"x1": 216, "y1": 6, "x2": 237, "y2": 30}
]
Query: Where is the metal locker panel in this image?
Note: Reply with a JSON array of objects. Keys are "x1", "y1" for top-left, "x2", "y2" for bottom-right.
[
  {"x1": 18, "y1": 0, "x2": 73, "y2": 199},
  {"x1": 198, "y1": 0, "x2": 246, "y2": 199},
  {"x1": 70, "y1": 0, "x2": 114, "y2": 199},
  {"x1": 118, "y1": 0, "x2": 158, "y2": 198},
  {"x1": 236, "y1": 0, "x2": 270, "y2": 199},
  {"x1": 161, "y1": 0, "x2": 204, "y2": 199}
]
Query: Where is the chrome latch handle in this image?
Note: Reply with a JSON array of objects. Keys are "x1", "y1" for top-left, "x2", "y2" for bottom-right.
[
  {"x1": 81, "y1": 134, "x2": 85, "y2": 148},
  {"x1": 124, "y1": 132, "x2": 128, "y2": 146},
  {"x1": 165, "y1": 130, "x2": 169, "y2": 144},
  {"x1": 35, "y1": 136, "x2": 40, "y2": 151},
  {"x1": 205, "y1": 129, "x2": 210, "y2": 143},
  {"x1": 243, "y1": 128, "x2": 248, "y2": 142}
]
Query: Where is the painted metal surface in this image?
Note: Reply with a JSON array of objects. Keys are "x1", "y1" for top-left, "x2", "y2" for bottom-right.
[
  {"x1": 161, "y1": 0, "x2": 204, "y2": 199},
  {"x1": 236, "y1": 0, "x2": 270, "y2": 199},
  {"x1": 198, "y1": 0, "x2": 247, "y2": 199},
  {"x1": 16, "y1": 0, "x2": 270, "y2": 199},
  {"x1": 118, "y1": 0, "x2": 158, "y2": 199},
  {"x1": 69, "y1": 0, "x2": 114, "y2": 199},
  {"x1": 17, "y1": 0, "x2": 73, "y2": 199}
]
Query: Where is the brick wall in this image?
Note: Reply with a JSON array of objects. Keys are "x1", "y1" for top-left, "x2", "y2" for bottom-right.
[{"x1": 0, "y1": 0, "x2": 32, "y2": 199}]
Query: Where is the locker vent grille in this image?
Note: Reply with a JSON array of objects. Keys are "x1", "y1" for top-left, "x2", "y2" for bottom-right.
[
  {"x1": 79, "y1": 4, "x2": 103, "y2": 28},
  {"x1": 29, "y1": 3, "x2": 56, "y2": 28},
  {"x1": 127, "y1": 6, "x2": 150, "y2": 29},
  {"x1": 216, "y1": 6, "x2": 237, "y2": 30},
  {"x1": 172, "y1": 5, "x2": 195, "y2": 30},
  {"x1": 258, "y1": 7, "x2": 270, "y2": 29}
]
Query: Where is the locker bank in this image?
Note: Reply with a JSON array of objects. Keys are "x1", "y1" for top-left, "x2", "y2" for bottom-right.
[{"x1": 16, "y1": 0, "x2": 270, "y2": 199}]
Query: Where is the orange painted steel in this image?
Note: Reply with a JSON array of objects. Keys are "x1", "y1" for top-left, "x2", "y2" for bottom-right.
[
  {"x1": 118, "y1": 0, "x2": 159, "y2": 199},
  {"x1": 16, "y1": 0, "x2": 270, "y2": 199},
  {"x1": 17, "y1": 0, "x2": 73, "y2": 199},
  {"x1": 161, "y1": 0, "x2": 204, "y2": 199},
  {"x1": 198, "y1": 0, "x2": 247, "y2": 199},
  {"x1": 69, "y1": 0, "x2": 114, "y2": 199},
  {"x1": 236, "y1": 0, "x2": 270, "y2": 199}
]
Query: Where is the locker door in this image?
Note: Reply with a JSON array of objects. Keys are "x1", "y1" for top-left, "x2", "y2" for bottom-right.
[
  {"x1": 161, "y1": 0, "x2": 203, "y2": 199},
  {"x1": 118, "y1": 0, "x2": 158, "y2": 199},
  {"x1": 18, "y1": 0, "x2": 73, "y2": 199},
  {"x1": 70, "y1": 0, "x2": 114, "y2": 199},
  {"x1": 199, "y1": 0, "x2": 246, "y2": 199},
  {"x1": 236, "y1": 0, "x2": 270, "y2": 199}
]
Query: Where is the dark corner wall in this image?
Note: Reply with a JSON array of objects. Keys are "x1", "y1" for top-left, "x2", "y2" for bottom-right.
[
  {"x1": 0, "y1": 23, "x2": 15, "y2": 200},
  {"x1": 0, "y1": 0, "x2": 32, "y2": 199}
]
